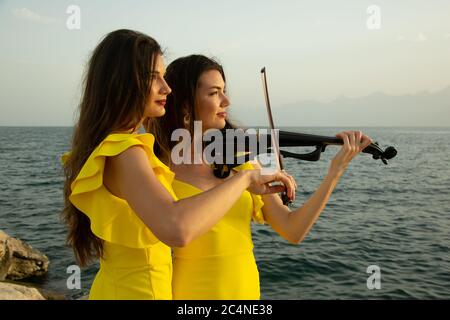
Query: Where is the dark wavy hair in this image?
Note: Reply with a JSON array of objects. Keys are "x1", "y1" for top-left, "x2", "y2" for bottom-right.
[
  {"x1": 151, "y1": 54, "x2": 236, "y2": 164},
  {"x1": 62, "y1": 29, "x2": 162, "y2": 267}
]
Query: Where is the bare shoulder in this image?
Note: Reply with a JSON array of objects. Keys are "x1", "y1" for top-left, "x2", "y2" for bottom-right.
[
  {"x1": 109, "y1": 145, "x2": 148, "y2": 169},
  {"x1": 104, "y1": 145, "x2": 148, "y2": 197}
]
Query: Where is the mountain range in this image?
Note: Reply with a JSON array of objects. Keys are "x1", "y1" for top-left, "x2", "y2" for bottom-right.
[{"x1": 236, "y1": 86, "x2": 450, "y2": 127}]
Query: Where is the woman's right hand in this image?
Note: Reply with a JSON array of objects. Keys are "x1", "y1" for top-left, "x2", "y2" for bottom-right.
[
  {"x1": 244, "y1": 169, "x2": 296, "y2": 200},
  {"x1": 328, "y1": 130, "x2": 372, "y2": 178}
]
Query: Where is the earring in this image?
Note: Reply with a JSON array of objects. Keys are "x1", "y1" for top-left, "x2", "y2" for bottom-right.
[{"x1": 183, "y1": 114, "x2": 190, "y2": 127}]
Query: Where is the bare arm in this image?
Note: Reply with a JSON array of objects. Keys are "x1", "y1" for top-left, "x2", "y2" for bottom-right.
[
  {"x1": 260, "y1": 130, "x2": 373, "y2": 244},
  {"x1": 109, "y1": 146, "x2": 293, "y2": 247},
  {"x1": 261, "y1": 173, "x2": 340, "y2": 244}
]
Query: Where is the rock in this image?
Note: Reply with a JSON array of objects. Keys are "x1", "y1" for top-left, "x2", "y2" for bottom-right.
[
  {"x1": 0, "y1": 232, "x2": 57, "y2": 300},
  {"x1": 38, "y1": 288, "x2": 66, "y2": 300},
  {"x1": 0, "y1": 230, "x2": 49, "y2": 281},
  {"x1": 0, "y1": 281, "x2": 46, "y2": 300},
  {"x1": 0, "y1": 237, "x2": 12, "y2": 281}
]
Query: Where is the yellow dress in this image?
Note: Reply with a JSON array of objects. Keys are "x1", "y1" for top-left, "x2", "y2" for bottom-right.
[
  {"x1": 65, "y1": 133, "x2": 177, "y2": 300},
  {"x1": 171, "y1": 162, "x2": 265, "y2": 300}
]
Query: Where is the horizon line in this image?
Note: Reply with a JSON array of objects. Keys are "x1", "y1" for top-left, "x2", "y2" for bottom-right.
[{"x1": 1, "y1": 125, "x2": 450, "y2": 128}]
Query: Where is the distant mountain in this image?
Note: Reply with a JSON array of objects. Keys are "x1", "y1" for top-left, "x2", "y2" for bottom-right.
[{"x1": 236, "y1": 86, "x2": 450, "y2": 127}]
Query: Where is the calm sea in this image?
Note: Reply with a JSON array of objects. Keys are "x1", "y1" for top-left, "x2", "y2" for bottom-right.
[{"x1": 0, "y1": 126, "x2": 449, "y2": 299}]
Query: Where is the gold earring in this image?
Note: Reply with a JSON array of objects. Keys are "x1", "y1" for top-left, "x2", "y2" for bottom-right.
[{"x1": 183, "y1": 114, "x2": 190, "y2": 127}]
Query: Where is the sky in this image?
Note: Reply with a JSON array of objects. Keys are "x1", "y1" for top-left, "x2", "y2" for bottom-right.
[{"x1": 1, "y1": 0, "x2": 450, "y2": 126}]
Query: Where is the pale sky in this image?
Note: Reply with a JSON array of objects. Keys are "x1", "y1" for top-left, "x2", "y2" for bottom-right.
[{"x1": 1, "y1": 0, "x2": 450, "y2": 126}]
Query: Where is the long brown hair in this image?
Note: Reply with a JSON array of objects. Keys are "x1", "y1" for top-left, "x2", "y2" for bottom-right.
[
  {"x1": 151, "y1": 54, "x2": 229, "y2": 164},
  {"x1": 62, "y1": 29, "x2": 162, "y2": 267}
]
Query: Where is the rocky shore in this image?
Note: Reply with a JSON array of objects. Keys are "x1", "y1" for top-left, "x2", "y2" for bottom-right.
[{"x1": 0, "y1": 230, "x2": 65, "y2": 300}]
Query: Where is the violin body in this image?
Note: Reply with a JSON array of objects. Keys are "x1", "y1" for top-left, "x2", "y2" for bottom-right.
[{"x1": 208, "y1": 129, "x2": 397, "y2": 179}]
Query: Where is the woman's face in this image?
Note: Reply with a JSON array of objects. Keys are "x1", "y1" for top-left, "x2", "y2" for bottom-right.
[
  {"x1": 195, "y1": 69, "x2": 230, "y2": 131},
  {"x1": 145, "y1": 54, "x2": 172, "y2": 118}
]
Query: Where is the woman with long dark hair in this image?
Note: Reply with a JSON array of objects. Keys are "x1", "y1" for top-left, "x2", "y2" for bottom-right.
[
  {"x1": 61, "y1": 30, "x2": 294, "y2": 299},
  {"x1": 155, "y1": 54, "x2": 373, "y2": 299}
]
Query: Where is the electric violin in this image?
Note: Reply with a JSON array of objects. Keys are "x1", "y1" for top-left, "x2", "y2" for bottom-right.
[{"x1": 208, "y1": 67, "x2": 398, "y2": 202}]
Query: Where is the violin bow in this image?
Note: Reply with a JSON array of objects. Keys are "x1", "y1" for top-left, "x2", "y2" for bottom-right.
[{"x1": 261, "y1": 67, "x2": 292, "y2": 206}]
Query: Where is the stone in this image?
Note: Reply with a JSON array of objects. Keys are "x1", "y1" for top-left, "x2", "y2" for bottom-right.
[
  {"x1": 0, "y1": 232, "x2": 13, "y2": 281},
  {"x1": 0, "y1": 230, "x2": 49, "y2": 281},
  {"x1": 0, "y1": 281, "x2": 46, "y2": 300}
]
